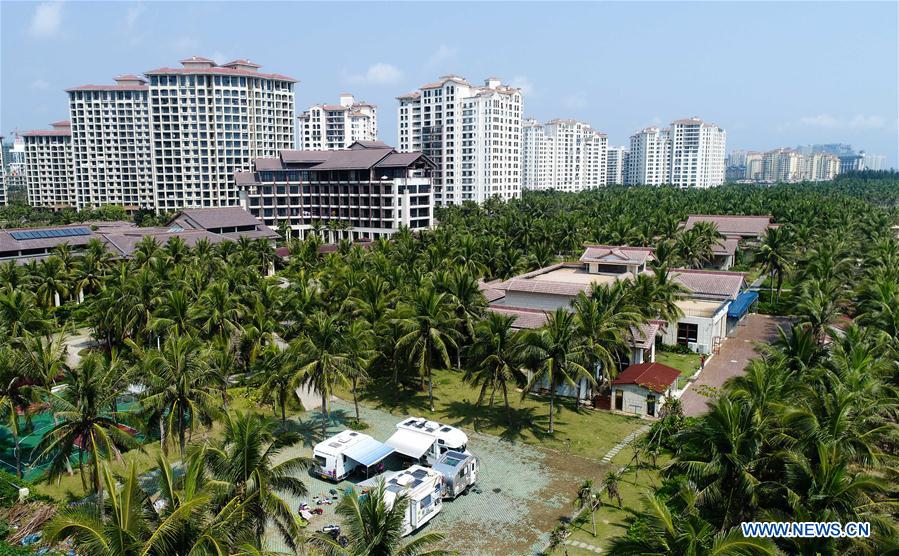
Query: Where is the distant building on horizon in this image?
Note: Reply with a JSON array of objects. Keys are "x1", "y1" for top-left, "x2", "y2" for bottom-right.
[
  {"x1": 733, "y1": 147, "x2": 840, "y2": 183},
  {"x1": 397, "y1": 75, "x2": 522, "y2": 206},
  {"x1": 627, "y1": 127, "x2": 670, "y2": 186},
  {"x1": 522, "y1": 118, "x2": 607, "y2": 192},
  {"x1": 299, "y1": 93, "x2": 378, "y2": 150},
  {"x1": 23, "y1": 121, "x2": 75, "y2": 209},
  {"x1": 606, "y1": 146, "x2": 628, "y2": 186}
]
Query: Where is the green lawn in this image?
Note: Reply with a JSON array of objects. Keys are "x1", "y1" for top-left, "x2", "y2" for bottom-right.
[
  {"x1": 345, "y1": 368, "x2": 645, "y2": 461},
  {"x1": 656, "y1": 351, "x2": 702, "y2": 390},
  {"x1": 558, "y1": 445, "x2": 668, "y2": 554}
]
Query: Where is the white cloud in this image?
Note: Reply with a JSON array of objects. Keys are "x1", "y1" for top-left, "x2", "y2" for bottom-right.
[
  {"x1": 344, "y1": 63, "x2": 403, "y2": 86},
  {"x1": 792, "y1": 113, "x2": 886, "y2": 130},
  {"x1": 427, "y1": 44, "x2": 457, "y2": 67},
  {"x1": 510, "y1": 76, "x2": 535, "y2": 96},
  {"x1": 30, "y1": 79, "x2": 50, "y2": 90},
  {"x1": 170, "y1": 36, "x2": 200, "y2": 52},
  {"x1": 28, "y1": 2, "x2": 64, "y2": 38},
  {"x1": 562, "y1": 92, "x2": 587, "y2": 109},
  {"x1": 125, "y1": 4, "x2": 145, "y2": 30},
  {"x1": 211, "y1": 51, "x2": 231, "y2": 65}
]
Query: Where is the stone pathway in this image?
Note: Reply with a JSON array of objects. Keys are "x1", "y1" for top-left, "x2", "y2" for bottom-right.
[
  {"x1": 564, "y1": 539, "x2": 603, "y2": 553},
  {"x1": 600, "y1": 424, "x2": 650, "y2": 464}
]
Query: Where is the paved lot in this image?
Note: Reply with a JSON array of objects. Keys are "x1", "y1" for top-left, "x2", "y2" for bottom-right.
[
  {"x1": 680, "y1": 314, "x2": 787, "y2": 416},
  {"x1": 267, "y1": 399, "x2": 608, "y2": 555}
]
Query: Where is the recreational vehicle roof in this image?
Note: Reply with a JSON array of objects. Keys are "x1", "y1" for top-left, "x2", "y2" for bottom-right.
[
  {"x1": 364, "y1": 465, "x2": 443, "y2": 507},
  {"x1": 396, "y1": 417, "x2": 468, "y2": 448},
  {"x1": 313, "y1": 430, "x2": 395, "y2": 466}
]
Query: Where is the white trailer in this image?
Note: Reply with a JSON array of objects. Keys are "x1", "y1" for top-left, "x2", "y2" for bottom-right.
[
  {"x1": 360, "y1": 465, "x2": 444, "y2": 536},
  {"x1": 384, "y1": 417, "x2": 469, "y2": 466},
  {"x1": 312, "y1": 430, "x2": 395, "y2": 482},
  {"x1": 433, "y1": 450, "x2": 478, "y2": 499}
]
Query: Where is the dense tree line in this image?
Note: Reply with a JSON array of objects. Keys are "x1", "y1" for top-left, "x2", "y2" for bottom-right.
[{"x1": 0, "y1": 174, "x2": 896, "y2": 554}]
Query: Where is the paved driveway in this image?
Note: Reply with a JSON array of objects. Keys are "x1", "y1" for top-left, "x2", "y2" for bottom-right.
[{"x1": 679, "y1": 314, "x2": 787, "y2": 416}]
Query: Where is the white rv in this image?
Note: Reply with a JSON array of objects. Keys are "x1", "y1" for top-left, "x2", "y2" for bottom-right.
[
  {"x1": 359, "y1": 465, "x2": 444, "y2": 536},
  {"x1": 312, "y1": 430, "x2": 395, "y2": 481},
  {"x1": 433, "y1": 450, "x2": 478, "y2": 499},
  {"x1": 385, "y1": 417, "x2": 469, "y2": 466}
]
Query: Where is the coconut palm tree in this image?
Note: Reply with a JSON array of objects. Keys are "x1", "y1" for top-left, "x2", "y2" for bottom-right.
[
  {"x1": 464, "y1": 312, "x2": 526, "y2": 424},
  {"x1": 205, "y1": 412, "x2": 311, "y2": 550},
  {"x1": 254, "y1": 344, "x2": 295, "y2": 425},
  {"x1": 395, "y1": 286, "x2": 461, "y2": 412},
  {"x1": 35, "y1": 352, "x2": 138, "y2": 498},
  {"x1": 312, "y1": 481, "x2": 449, "y2": 556},
  {"x1": 289, "y1": 311, "x2": 353, "y2": 438},
  {"x1": 601, "y1": 470, "x2": 622, "y2": 508},
  {"x1": 131, "y1": 334, "x2": 222, "y2": 456},
  {"x1": 344, "y1": 319, "x2": 374, "y2": 423},
  {"x1": 520, "y1": 308, "x2": 593, "y2": 434},
  {"x1": 0, "y1": 288, "x2": 52, "y2": 339},
  {"x1": 756, "y1": 225, "x2": 793, "y2": 304},
  {"x1": 0, "y1": 347, "x2": 37, "y2": 479},
  {"x1": 575, "y1": 479, "x2": 599, "y2": 536},
  {"x1": 32, "y1": 257, "x2": 70, "y2": 307}
]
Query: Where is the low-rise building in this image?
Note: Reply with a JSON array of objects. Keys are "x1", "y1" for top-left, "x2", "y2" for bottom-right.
[
  {"x1": 610, "y1": 362, "x2": 681, "y2": 418},
  {"x1": 235, "y1": 141, "x2": 434, "y2": 243},
  {"x1": 683, "y1": 214, "x2": 773, "y2": 240}
]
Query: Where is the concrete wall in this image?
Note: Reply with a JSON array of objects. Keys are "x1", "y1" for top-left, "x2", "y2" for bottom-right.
[
  {"x1": 661, "y1": 307, "x2": 728, "y2": 354},
  {"x1": 611, "y1": 383, "x2": 670, "y2": 418}
]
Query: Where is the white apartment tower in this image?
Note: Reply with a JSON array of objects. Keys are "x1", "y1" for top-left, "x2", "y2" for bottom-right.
[
  {"x1": 398, "y1": 75, "x2": 522, "y2": 205},
  {"x1": 0, "y1": 136, "x2": 5, "y2": 207},
  {"x1": 521, "y1": 118, "x2": 607, "y2": 192},
  {"x1": 627, "y1": 127, "x2": 670, "y2": 185},
  {"x1": 299, "y1": 93, "x2": 377, "y2": 150},
  {"x1": 606, "y1": 146, "x2": 628, "y2": 185},
  {"x1": 668, "y1": 117, "x2": 726, "y2": 188},
  {"x1": 145, "y1": 57, "x2": 295, "y2": 210},
  {"x1": 23, "y1": 121, "x2": 75, "y2": 208},
  {"x1": 67, "y1": 75, "x2": 153, "y2": 210}
]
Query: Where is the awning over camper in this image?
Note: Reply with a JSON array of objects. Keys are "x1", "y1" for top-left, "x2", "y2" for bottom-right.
[
  {"x1": 728, "y1": 291, "x2": 759, "y2": 319},
  {"x1": 344, "y1": 436, "x2": 395, "y2": 468},
  {"x1": 385, "y1": 429, "x2": 434, "y2": 459}
]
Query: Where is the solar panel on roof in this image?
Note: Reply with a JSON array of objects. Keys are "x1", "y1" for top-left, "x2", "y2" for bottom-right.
[{"x1": 9, "y1": 227, "x2": 91, "y2": 241}]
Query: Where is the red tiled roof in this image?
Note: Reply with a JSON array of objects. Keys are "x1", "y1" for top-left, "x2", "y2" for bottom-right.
[
  {"x1": 21, "y1": 130, "x2": 71, "y2": 137},
  {"x1": 223, "y1": 59, "x2": 261, "y2": 68},
  {"x1": 481, "y1": 288, "x2": 506, "y2": 303},
  {"x1": 629, "y1": 322, "x2": 660, "y2": 350},
  {"x1": 580, "y1": 244, "x2": 654, "y2": 265},
  {"x1": 712, "y1": 238, "x2": 740, "y2": 257},
  {"x1": 669, "y1": 268, "x2": 745, "y2": 300},
  {"x1": 67, "y1": 84, "x2": 148, "y2": 92},
  {"x1": 683, "y1": 215, "x2": 772, "y2": 237},
  {"x1": 487, "y1": 306, "x2": 549, "y2": 329},
  {"x1": 612, "y1": 362, "x2": 680, "y2": 393},
  {"x1": 145, "y1": 66, "x2": 297, "y2": 83}
]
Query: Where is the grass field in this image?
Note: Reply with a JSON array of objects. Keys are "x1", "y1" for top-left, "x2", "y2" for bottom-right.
[{"x1": 345, "y1": 368, "x2": 645, "y2": 462}]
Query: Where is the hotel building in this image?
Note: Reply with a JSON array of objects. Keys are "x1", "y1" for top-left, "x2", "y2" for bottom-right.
[
  {"x1": 67, "y1": 75, "x2": 153, "y2": 210},
  {"x1": 23, "y1": 121, "x2": 75, "y2": 208},
  {"x1": 606, "y1": 146, "x2": 628, "y2": 185},
  {"x1": 521, "y1": 118, "x2": 607, "y2": 192},
  {"x1": 299, "y1": 93, "x2": 377, "y2": 150},
  {"x1": 626, "y1": 127, "x2": 670, "y2": 186},
  {"x1": 235, "y1": 140, "x2": 434, "y2": 242},
  {"x1": 668, "y1": 117, "x2": 726, "y2": 188},
  {"x1": 145, "y1": 57, "x2": 296, "y2": 210},
  {"x1": 397, "y1": 75, "x2": 522, "y2": 205}
]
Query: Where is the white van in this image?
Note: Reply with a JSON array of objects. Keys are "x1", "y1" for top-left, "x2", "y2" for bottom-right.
[{"x1": 312, "y1": 430, "x2": 395, "y2": 481}]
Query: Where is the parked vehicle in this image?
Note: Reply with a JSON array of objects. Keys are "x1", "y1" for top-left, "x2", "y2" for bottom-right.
[
  {"x1": 359, "y1": 465, "x2": 444, "y2": 536},
  {"x1": 433, "y1": 450, "x2": 478, "y2": 498},
  {"x1": 384, "y1": 417, "x2": 469, "y2": 466},
  {"x1": 312, "y1": 430, "x2": 395, "y2": 481}
]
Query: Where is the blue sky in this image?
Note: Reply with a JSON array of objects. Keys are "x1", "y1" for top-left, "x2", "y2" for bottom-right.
[{"x1": 2, "y1": 1, "x2": 897, "y2": 166}]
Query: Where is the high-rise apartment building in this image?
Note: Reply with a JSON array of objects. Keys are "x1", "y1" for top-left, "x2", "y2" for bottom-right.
[
  {"x1": 0, "y1": 136, "x2": 5, "y2": 207},
  {"x1": 521, "y1": 118, "x2": 607, "y2": 192},
  {"x1": 606, "y1": 146, "x2": 628, "y2": 185},
  {"x1": 627, "y1": 127, "x2": 670, "y2": 185},
  {"x1": 299, "y1": 93, "x2": 377, "y2": 150},
  {"x1": 235, "y1": 141, "x2": 434, "y2": 242},
  {"x1": 804, "y1": 152, "x2": 841, "y2": 181},
  {"x1": 145, "y1": 57, "x2": 296, "y2": 210},
  {"x1": 67, "y1": 75, "x2": 153, "y2": 210},
  {"x1": 397, "y1": 75, "x2": 522, "y2": 205},
  {"x1": 23, "y1": 121, "x2": 75, "y2": 208},
  {"x1": 2, "y1": 136, "x2": 27, "y2": 203},
  {"x1": 668, "y1": 117, "x2": 726, "y2": 188}
]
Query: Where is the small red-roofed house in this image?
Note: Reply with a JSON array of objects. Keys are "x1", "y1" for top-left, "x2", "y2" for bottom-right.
[{"x1": 611, "y1": 362, "x2": 681, "y2": 418}]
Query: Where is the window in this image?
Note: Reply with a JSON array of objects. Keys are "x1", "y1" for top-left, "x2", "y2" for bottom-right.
[{"x1": 677, "y1": 323, "x2": 698, "y2": 346}]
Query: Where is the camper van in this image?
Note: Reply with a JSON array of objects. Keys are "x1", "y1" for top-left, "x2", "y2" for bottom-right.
[
  {"x1": 384, "y1": 417, "x2": 469, "y2": 466},
  {"x1": 433, "y1": 450, "x2": 478, "y2": 499},
  {"x1": 359, "y1": 465, "x2": 444, "y2": 536},
  {"x1": 312, "y1": 430, "x2": 395, "y2": 481}
]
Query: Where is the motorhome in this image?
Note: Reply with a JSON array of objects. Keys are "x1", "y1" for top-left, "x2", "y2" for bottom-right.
[
  {"x1": 385, "y1": 417, "x2": 469, "y2": 466},
  {"x1": 433, "y1": 450, "x2": 478, "y2": 499},
  {"x1": 359, "y1": 465, "x2": 444, "y2": 536},
  {"x1": 312, "y1": 430, "x2": 395, "y2": 481}
]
